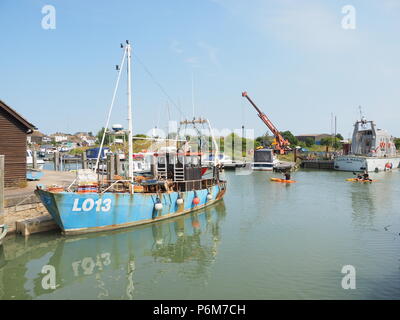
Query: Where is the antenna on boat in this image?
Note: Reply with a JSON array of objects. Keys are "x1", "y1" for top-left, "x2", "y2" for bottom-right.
[{"x1": 192, "y1": 72, "x2": 195, "y2": 119}]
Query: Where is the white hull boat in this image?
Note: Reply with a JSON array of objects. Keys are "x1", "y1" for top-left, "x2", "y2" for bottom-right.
[
  {"x1": 251, "y1": 148, "x2": 278, "y2": 171},
  {"x1": 334, "y1": 117, "x2": 399, "y2": 172}
]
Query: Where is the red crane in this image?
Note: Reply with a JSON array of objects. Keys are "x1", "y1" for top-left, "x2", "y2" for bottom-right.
[{"x1": 242, "y1": 91, "x2": 290, "y2": 154}]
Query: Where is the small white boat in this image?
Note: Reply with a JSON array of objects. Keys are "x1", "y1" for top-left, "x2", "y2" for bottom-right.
[
  {"x1": 334, "y1": 117, "x2": 400, "y2": 172},
  {"x1": 27, "y1": 150, "x2": 44, "y2": 170},
  {"x1": 203, "y1": 154, "x2": 245, "y2": 170},
  {"x1": 251, "y1": 148, "x2": 279, "y2": 171}
]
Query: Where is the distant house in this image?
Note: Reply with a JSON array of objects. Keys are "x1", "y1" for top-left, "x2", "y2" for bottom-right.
[
  {"x1": 42, "y1": 136, "x2": 52, "y2": 143},
  {"x1": 29, "y1": 130, "x2": 46, "y2": 145},
  {"x1": 295, "y1": 134, "x2": 332, "y2": 145},
  {"x1": 0, "y1": 100, "x2": 36, "y2": 187},
  {"x1": 51, "y1": 133, "x2": 69, "y2": 143}
]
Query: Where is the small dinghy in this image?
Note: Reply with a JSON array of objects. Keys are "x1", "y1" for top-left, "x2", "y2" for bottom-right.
[
  {"x1": 270, "y1": 178, "x2": 296, "y2": 183},
  {"x1": 27, "y1": 169, "x2": 44, "y2": 181},
  {"x1": 346, "y1": 178, "x2": 377, "y2": 183}
]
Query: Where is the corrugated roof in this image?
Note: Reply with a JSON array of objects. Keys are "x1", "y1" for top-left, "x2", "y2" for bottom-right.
[{"x1": 0, "y1": 99, "x2": 37, "y2": 133}]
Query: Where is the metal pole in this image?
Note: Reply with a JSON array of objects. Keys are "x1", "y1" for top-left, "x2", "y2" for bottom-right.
[
  {"x1": 0, "y1": 155, "x2": 4, "y2": 225},
  {"x1": 126, "y1": 41, "x2": 134, "y2": 182},
  {"x1": 335, "y1": 115, "x2": 337, "y2": 151},
  {"x1": 242, "y1": 125, "x2": 245, "y2": 160},
  {"x1": 231, "y1": 134, "x2": 235, "y2": 161}
]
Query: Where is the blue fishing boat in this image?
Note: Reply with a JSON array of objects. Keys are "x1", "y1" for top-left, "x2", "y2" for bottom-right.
[{"x1": 35, "y1": 41, "x2": 226, "y2": 235}]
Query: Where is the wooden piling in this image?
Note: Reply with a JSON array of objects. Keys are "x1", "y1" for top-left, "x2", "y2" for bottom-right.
[
  {"x1": 114, "y1": 153, "x2": 121, "y2": 175},
  {"x1": 106, "y1": 154, "x2": 115, "y2": 181},
  {"x1": 54, "y1": 151, "x2": 59, "y2": 171},
  {"x1": 0, "y1": 155, "x2": 4, "y2": 225},
  {"x1": 32, "y1": 150, "x2": 38, "y2": 169}
]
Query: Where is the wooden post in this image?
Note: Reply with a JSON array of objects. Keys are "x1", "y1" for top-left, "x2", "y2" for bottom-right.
[
  {"x1": 114, "y1": 153, "x2": 121, "y2": 176},
  {"x1": 32, "y1": 150, "x2": 38, "y2": 169},
  {"x1": 60, "y1": 154, "x2": 63, "y2": 171},
  {"x1": 106, "y1": 154, "x2": 115, "y2": 181},
  {"x1": 54, "y1": 151, "x2": 59, "y2": 171},
  {"x1": 294, "y1": 147, "x2": 297, "y2": 163},
  {"x1": 82, "y1": 152, "x2": 88, "y2": 169},
  {"x1": 0, "y1": 155, "x2": 4, "y2": 225}
]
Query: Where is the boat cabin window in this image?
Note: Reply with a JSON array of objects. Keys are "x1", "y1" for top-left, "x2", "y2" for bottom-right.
[{"x1": 254, "y1": 150, "x2": 273, "y2": 163}]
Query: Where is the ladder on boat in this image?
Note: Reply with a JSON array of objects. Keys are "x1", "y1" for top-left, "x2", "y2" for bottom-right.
[
  {"x1": 174, "y1": 166, "x2": 185, "y2": 181},
  {"x1": 173, "y1": 155, "x2": 185, "y2": 181},
  {"x1": 157, "y1": 156, "x2": 168, "y2": 180}
]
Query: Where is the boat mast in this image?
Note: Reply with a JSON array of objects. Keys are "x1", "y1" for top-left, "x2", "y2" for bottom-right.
[{"x1": 126, "y1": 40, "x2": 134, "y2": 182}]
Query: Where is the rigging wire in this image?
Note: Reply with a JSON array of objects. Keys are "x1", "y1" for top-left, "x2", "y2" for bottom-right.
[
  {"x1": 132, "y1": 51, "x2": 186, "y2": 119},
  {"x1": 95, "y1": 47, "x2": 127, "y2": 172}
]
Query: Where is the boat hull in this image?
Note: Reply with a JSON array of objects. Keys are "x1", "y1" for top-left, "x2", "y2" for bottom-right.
[
  {"x1": 251, "y1": 162, "x2": 275, "y2": 171},
  {"x1": 35, "y1": 183, "x2": 226, "y2": 235},
  {"x1": 334, "y1": 156, "x2": 400, "y2": 172}
]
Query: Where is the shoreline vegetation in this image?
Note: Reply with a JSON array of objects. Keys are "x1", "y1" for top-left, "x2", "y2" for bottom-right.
[{"x1": 33, "y1": 129, "x2": 400, "y2": 162}]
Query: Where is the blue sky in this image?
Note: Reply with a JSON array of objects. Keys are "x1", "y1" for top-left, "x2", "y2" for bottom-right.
[{"x1": 1, "y1": 0, "x2": 399, "y2": 138}]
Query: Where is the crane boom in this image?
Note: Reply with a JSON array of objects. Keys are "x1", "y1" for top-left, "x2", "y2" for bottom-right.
[{"x1": 242, "y1": 91, "x2": 290, "y2": 154}]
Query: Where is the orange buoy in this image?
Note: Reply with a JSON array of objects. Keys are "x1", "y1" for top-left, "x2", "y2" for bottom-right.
[
  {"x1": 193, "y1": 197, "x2": 200, "y2": 205},
  {"x1": 192, "y1": 221, "x2": 200, "y2": 228}
]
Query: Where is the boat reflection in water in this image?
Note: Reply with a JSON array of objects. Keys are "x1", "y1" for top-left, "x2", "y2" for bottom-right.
[{"x1": 0, "y1": 202, "x2": 226, "y2": 300}]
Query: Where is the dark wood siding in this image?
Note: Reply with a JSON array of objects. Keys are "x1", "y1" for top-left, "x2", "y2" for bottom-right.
[{"x1": 0, "y1": 107, "x2": 28, "y2": 187}]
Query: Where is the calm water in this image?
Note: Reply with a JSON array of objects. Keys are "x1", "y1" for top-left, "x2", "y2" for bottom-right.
[{"x1": 1, "y1": 170, "x2": 399, "y2": 299}]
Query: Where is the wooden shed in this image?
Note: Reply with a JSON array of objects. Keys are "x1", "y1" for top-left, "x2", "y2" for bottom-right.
[{"x1": 0, "y1": 100, "x2": 36, "y2": 187}]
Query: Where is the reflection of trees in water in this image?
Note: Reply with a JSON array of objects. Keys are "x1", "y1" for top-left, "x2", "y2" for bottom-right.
[
  {"x1": 351, "y1": 185, "x2": 376, "y2": 227},
  {"x1": 126, "y1": 260, "x2": 135, "y2": 300},
  {"x1": 150, "y1": 202, "x2": 226, "y2": 278}
]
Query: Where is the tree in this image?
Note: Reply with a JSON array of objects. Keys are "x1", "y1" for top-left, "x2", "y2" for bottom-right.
[
  {"x1": 394, "y1": 138, "x2": 400, "y2": 149},
  {"x1": 336, "y1": 133, "x2": 344, "y2": 140},
  {"x1": 134, "y1": 134, "x2": 148, "y2": 138},
  {"x1": 96, "y1": 127, "x2": 111, "y2": 145},
  {"x1": 255, "y1": 132, "x2": 274, "y2": 147},
  {"x1": 320, "y1": 137, "x2": 342, "y2": 149},
  {"x1": 304, "y1": 137, "x2": 315, "y2": 147},
  {"x1": 280, "y1": 131, "x2": 298, "y2": 146}
]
